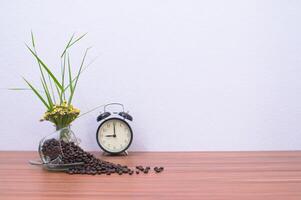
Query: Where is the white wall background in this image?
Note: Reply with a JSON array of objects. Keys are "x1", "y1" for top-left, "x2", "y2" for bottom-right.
[{"x1": 0, "y1": 0, "x2": 301, "y2": 151}]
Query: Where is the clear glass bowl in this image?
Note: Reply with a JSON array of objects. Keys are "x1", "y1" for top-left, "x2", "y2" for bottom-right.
[{"x1": 38, "y1": 127, "x2": 83, "y2": 171}]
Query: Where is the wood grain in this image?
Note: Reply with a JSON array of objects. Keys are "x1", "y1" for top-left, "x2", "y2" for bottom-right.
[{"x1": 0, "y1": 151, "x2": 301, "y2": 200}]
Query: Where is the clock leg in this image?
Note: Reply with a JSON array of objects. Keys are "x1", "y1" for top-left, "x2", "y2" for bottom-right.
[{"x1": 102, "y1": 151, "x2": 109, "y2": 156}]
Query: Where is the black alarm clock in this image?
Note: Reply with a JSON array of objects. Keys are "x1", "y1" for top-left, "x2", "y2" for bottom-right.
[{"x1": 96, "y1": 103, "x2": 133, "y2": 155}]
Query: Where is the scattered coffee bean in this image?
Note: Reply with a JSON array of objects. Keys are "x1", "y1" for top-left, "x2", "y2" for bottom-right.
[
  {"x1": 136, "y1": 166, "x2": 144, "y2": 171},
  {"x1": 154, "y1": 167, "x2": 160, "y2": 173},
  {"x1": 153, "y1": 166, "x2": 164, "y2": 173}
]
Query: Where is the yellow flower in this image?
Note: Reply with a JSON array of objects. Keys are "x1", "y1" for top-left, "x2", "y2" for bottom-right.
[{"x1": 42, "y1": 103, "x2": 80, "y2": 125}]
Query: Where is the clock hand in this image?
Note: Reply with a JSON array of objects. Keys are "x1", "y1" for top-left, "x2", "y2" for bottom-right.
[
  {"x1": 113, "y1": 122, "x2": 116, "y2": 137},
  {"x1": 105, "y1": 135, "x2": 115, "y2": 137}
]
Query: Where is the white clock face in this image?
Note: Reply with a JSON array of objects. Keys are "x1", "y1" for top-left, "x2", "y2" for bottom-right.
[{"x1": 97, "y1": 118, "x2": 132, "y2": 153}]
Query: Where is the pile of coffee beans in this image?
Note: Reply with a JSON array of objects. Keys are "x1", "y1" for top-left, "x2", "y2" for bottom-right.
[
  {"x1": 41, "y1": 139, "x2": 164, "y2": 175},
  {"x1": 41, "y1": 139, "x2": 62, "y2": 160}
]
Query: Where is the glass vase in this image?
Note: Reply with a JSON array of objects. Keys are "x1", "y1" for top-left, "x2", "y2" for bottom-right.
[{"x1": 38, "y1": 126, "x2": 82, "y2": 170}]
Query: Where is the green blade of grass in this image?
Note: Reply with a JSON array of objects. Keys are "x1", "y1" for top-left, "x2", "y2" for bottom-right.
[
  {"x1": 61, "y1": 33, "x2": 75, "y2": 58},
  {"x1": 68, "y1": 48, "x2": 90, "y2": 105},
  {"x1": 61, "y1": 33, "x2": 87, "y2": 58},
  {"x1": 77, "y1": 103, "x2": 106, "y2": 118},
  {"x1": 67, "y1": 54, "x2": 73, "y2": 95},
  {"x1": 61, "y1": 54, "x2": 67, "y2": 100},
  {"x1": 41, "y1": 78, "x2": 53, "y2": 109},
  {"x1": 69, "y1": 33, "x2": 87, "y2": 47},
  {"x1": 30, "y1": 32, "x2": 56, "y2": 104},
  {"x1": 54, "y1": 84, "x2": 63, "y2": 104},
  {"x1": 23, "y1": 78, "x2": 49, "y2": 109},
  {"x1": 61, "y1": 55, "x2": 66, "y2": 87},
  {"x1": 47, "y1": 74, "x2": 56, "y2": 104},
  {"x1": 63, "y1": 54, "x2": 97, "y2": 92},
  {"x1": 8, "y1": 88, "x2": 32, "y2": 91},
  {"x1": 26, "y1": 44, "x2": 63, "y2": 91},
  {"x1": 30, "y1": 32, "x2": 50, "y2": 97},
  {"x1": 30, "y1": 31, "x2": 35, "y2": 48},
  {"x1": 7, "y1": 87, "x2": 45, "y2": 93}
]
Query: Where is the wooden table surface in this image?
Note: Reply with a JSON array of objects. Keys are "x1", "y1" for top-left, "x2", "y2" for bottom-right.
[{"x1": 0, "y1": 151, "x2": 301, "y2": 200}]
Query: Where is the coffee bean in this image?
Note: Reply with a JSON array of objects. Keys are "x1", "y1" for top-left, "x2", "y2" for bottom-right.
[{"x1": 154, "y1": 167, "x2": 160, "y2": 173}]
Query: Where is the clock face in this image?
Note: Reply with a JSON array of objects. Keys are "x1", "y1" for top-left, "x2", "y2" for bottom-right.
[{"x1": 96, "y1": 118, "x2": 133, "y2": 154}]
